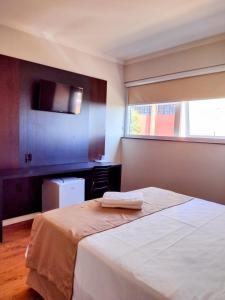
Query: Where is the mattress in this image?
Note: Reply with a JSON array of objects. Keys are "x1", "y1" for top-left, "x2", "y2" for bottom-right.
[{"x1": 73, "y1": 198, "x2": 225, "y2": 300}]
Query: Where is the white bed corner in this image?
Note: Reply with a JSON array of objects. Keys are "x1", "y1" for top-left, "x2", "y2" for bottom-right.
[{"x1": 73, "y1": 198, "x2": 225, "y2": 300}]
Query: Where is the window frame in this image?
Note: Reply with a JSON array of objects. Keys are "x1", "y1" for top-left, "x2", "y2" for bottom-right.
[
  {"x1": 124, "y1": 99, "x2": 225, "y2": 145},
  {"x1": 123, "y1": 134, "x2": 225, "y2": 145}
]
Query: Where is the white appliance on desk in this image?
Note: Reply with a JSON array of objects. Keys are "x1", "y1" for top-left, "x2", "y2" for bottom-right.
[{"x1": 42, "y1": 177, "x2": 85, "y2": 212}]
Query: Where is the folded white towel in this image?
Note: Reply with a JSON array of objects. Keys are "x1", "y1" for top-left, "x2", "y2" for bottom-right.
[
  {"x1": 103, "y1": 191, "x2": 144, "y2": 202},
  {"x1": 101, "y1": 202, "x2": 143, "y2": 210},
  {"x1": 99, "y1": 191, "x2": 143, "y2": 210}
]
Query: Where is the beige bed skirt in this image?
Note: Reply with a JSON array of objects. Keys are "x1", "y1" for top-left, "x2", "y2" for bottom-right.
[{"x1": 27, "y1": 270, "x2": 67, "y2": 300}]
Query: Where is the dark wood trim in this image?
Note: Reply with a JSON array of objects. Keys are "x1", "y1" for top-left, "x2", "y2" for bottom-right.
[{"x1": 0, "y1": 162, "x2": 120, "y2": 180}]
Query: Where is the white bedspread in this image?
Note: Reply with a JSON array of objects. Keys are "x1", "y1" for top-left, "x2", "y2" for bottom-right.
[{"x1": 73, "y1": 198, "x2": 225, "y2": 300}]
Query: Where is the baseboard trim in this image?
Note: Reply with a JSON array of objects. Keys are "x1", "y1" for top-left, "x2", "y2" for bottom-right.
[{"x1": 3, "y1": 212, "x2": 40, "y2": 226}]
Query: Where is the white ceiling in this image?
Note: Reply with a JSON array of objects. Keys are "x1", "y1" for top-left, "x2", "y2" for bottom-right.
[{"x1": 0, "y1": 0, "x2": 225, "y2": 63}]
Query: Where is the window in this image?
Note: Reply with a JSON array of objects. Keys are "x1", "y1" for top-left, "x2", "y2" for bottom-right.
[
  {"x1": 126, "y1": 98, "x2": 225, "y2": 141},
  {"x1": 188, "y1": 99, "x2": 225, "y2": 137}
]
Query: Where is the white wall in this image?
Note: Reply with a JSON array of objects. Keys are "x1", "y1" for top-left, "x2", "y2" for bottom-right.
[
  {"x1": 123, "y1": 39, "x2": 225, "y2": 204},
  {"x1": 122, "y1": 138, "x2": 225, "y2": 205},
  {"x1": 0, "y1": 25, "x2": 125, "y2": 162}
]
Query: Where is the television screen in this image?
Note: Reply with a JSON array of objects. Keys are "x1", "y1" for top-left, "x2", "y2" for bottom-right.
[{"x1": 37, "y1": 80, "x2": 83, "y2": 114}]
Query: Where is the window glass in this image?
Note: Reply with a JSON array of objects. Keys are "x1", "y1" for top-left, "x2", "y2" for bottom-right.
[
  {"x1": 128, "y1": 105, "x2": 152, "y2": 135},
  {"x1": 126, "y1": 98, "x2": 225, "y2": 141},
  {"x1": 155, "y1": 103, "x2": 177, "y2": 136},
  {"x1": 188, "y1": 99, "x2": 225, "y2": 137}
]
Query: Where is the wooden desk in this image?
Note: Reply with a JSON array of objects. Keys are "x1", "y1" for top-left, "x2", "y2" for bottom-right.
[{"x1": 0, "y1": 162, "x2": 121, "y2": 242}]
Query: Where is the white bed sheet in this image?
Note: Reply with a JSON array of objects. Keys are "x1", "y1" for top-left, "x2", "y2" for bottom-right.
[{"x1": 73, "y1": 199, "x2": 225, "y2": 300}]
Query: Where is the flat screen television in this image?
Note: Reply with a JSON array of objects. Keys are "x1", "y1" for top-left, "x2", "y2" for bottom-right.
[{"x1": 37, "y1": 79, "x2": 83, "y2": 114}]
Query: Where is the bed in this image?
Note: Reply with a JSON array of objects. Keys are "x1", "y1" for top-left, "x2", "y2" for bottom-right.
[{"x1": 26, "y1": 187, "x2": 225, "y2": 300}]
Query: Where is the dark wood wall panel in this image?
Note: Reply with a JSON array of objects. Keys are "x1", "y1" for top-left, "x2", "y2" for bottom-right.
[
  {"x1": 0, "y1": 55, "x2": 107, "y2": 169},
  {"x1": 0, "y1": 54, "x2": 107, "y2": 225},
  {"x1": 0, "y1": 54, "x2": 107, "y2": 169},
  {"x1": 3, "y1": 177, "x2": 42, "y2": 219},
  {"x1": 0, "y1": 56, "x2": 20, "y2": 169},
  {"x1": 88, "y1": 78, "x2": 107, "y2": 160},
  {"x1": 19, "y1": 61, "x2": 92, "y2": 167}
]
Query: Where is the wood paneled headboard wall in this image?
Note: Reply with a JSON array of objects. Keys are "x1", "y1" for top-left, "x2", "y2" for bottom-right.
[{"x1": 0, "y1": 54, "x2": 107, "y2": 169}]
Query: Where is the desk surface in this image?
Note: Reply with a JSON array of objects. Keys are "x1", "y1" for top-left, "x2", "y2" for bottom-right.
[
  {"x1": 0, "y1": 162, "x2": 122, "y2": 242},
  {"x1": 0, "y1": 162, "x2": 121, "y2": 180}
]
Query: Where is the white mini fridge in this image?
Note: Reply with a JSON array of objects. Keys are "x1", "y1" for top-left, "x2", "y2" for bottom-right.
[{"x1": 42, "y1": 177, "x2": 85, "y2": 212}]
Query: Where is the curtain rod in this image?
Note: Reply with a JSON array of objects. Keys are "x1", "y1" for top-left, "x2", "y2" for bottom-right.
[{"x1": 125, "y1": 64, "x2": 225, "y2": 88}]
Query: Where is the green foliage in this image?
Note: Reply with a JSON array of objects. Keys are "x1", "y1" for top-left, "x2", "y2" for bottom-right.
[{"x1": 130, "y1": 110, "x2": 141, "y2": 135}]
